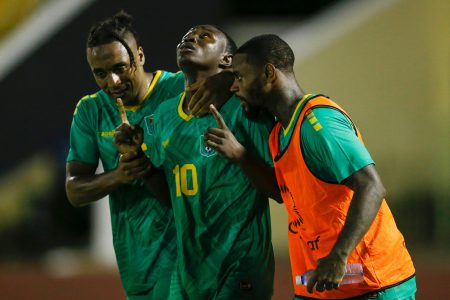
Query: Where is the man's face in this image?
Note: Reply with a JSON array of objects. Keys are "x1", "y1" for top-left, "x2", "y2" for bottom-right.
[
  {"x1": 176, "y1": 25, "x2": 228, "y2": 70},
  {"x1": 86, "y1": 38, "x2": 143, "y2": 105},
  {"x1": 231, "y1": 53, "x2": 266, "y2": 119}
]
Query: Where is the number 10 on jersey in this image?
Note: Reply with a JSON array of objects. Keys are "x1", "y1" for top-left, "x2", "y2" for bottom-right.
[{"x1": 172, "y1": 164, "x2": 198, "y2": 196}]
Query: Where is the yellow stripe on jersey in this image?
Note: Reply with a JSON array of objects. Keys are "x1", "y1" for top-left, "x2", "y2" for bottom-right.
[
  {"x1": 74, "y1": 93, "x2": 98, "y2": 115},
  {"x1": 313, "y1": 123, "x2": 323, "y2": 131},
  {"x1": 177, "y1": 92, "x2": 193, "y2": 121},
  {"x1": 125, "y1": 70, "x2": 163, "y2": 112},
  {"x1": 309, "y1": 117, "x2": 318, "y2": 123},
  {"x1": 283, "y1": 94, "x2": 312, "y2": 136},
  {"x1": 307, "y1": 112, "x2": 323, "y2": 132}
]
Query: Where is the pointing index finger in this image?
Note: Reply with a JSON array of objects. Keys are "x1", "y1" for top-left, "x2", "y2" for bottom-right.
[
  {"x1": 117, "y1": 98, "x2": 130, "y2": 125},
  {"x1": 209, "y1": 104, "x2": 227, "y2": 129}
]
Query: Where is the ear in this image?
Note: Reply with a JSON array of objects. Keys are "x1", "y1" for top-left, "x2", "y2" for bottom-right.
[
  {"x1": 137, "y1": 46, "x2": 145, "y2": 66},
  {"x1": 264, "y1": 63, "x2": 277, "y2": 83},
  {"x1": 219, "y1": 54, "x2": 233, "y2": 69}
]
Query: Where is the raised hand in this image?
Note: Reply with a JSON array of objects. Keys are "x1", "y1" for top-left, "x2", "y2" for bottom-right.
[
  {"x1": 204, "y1": 104, "x2": 246, "y2": 163},
  {"x1": 187, "y1": 71, "x2": 234, "y2": 116},
  {"x1": 114, "y1": 98, "x2": 144, "y2": 154}
]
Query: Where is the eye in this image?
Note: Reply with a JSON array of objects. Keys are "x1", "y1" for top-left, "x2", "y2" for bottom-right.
[
  {"x1": 200, "y1": 32, "x2": 211, "y2": 39},
  {"x1": 93, "y1": 70, "x2": 106, "y2": 78},
  {"x1": 114, "y1": 65, "x2": 128, "y2": 74},
  {"x1": 234, "y1": 72, "x2": 242, "y2": 81}
]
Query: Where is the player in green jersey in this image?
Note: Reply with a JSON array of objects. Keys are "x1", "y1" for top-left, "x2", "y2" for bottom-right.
[
  {"x1": 66, "y1": 11, "x2": 233, "y2": 300},
  {"x1": 126, "y1": 25, "x2": 277, "y2": 300}
]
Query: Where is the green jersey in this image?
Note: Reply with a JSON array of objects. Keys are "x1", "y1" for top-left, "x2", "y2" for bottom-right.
[
  {"x1": 279, "y1": 94, "x2": 374, "y2": 183},
  {"x1": 67, "y1": 70, "x2": 184, "y2": 296},
  {"x1": 148, "y1": 93, "x2": 275, "y2": 299}
]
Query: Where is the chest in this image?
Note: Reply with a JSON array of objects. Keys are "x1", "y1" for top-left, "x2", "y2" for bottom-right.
[{"x1": 160, "y1": 117, "x2": 223, "y2": 165}]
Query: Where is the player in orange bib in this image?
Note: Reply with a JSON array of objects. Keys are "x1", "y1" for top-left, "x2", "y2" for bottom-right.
[{"x1": 205, "y1": 34, "x2": 416, "y2": 299}]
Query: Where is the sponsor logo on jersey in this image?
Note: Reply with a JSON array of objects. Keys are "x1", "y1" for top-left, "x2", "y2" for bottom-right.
[
  {"x1": 97, "y1": 130, "x2": 115, "y2": 137},
  {"x1": 144, "y1": 114, "x2": 154, "y2": 135},
  {"x1": 307, "y1": 235, "x2": 320, "y2": 251},
  {"x1": 199, "y1": 135, "x2": 216, "y2": 157}
]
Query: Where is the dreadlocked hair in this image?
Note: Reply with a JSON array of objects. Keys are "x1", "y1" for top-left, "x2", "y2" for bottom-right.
[{"x1": 86, "y1": 10, "x2": 140, "y2": 68}]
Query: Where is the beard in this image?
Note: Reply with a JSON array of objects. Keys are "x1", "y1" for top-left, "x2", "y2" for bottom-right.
[{"x1": 242, "y1": 103, "x2": 262, "y2": 120}]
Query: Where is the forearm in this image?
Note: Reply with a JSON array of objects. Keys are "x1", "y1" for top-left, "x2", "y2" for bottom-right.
[
  {"x1": 238, "y1": 151, "x2": 282, "y2": 203},
  {"x1": 66, "y1": 170, "x2": 122, "y2": 207},
  {"x1": 330, "y1": 184, "x2": 385, "y2": 260},
  {"x1": 142, "y1": 169, "x2": 172, "y2": 207}
]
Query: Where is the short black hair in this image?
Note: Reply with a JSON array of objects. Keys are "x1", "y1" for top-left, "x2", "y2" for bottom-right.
[
  {"x1": 236, "y1": 34, "x2": 295, "y2": 72},
  {"x1": 86, "y1": 10, "x2": 140, "y2": 68}
]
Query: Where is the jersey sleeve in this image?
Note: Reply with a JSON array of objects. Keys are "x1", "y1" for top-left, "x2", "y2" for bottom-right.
[
  {"x1": 66, "y1": 97, "x2": 99, "y2": 165},
  {"x1": 145, "y1": 108, "x2": 165, "y2": 168},
  {"x1": 300, "y1": 107, "x2": 374, "y2": 183}
]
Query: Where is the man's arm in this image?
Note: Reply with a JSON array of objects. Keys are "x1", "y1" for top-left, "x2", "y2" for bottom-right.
[
  {"x1": 112, "y1": 113, "x2": 172, "y2": 206},
  {"x1": 205, "y1": 105, "x2": 282, "y2": 202},
  {"x1": 65, "y1": 152, "x2": 151, "y2": 207},
  {"x1": 306, "y1": 164, "x2": 386, "y2": 293}
]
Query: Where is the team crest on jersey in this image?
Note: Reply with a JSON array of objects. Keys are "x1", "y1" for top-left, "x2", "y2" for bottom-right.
[
  {"x1": 144, "y1": 115, "x2": 154, "y2": 135},
  {"x1": 199, "y1": 135, "x2": 216, "y2": 157}
]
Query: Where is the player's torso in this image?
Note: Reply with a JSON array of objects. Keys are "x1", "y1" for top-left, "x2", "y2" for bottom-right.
[
  {"x1": 154, "y1": 94, "x2": 275, "y2": 298},
  {"x1": 155, "y1": 95, "x2": 261, "y2": 217}
]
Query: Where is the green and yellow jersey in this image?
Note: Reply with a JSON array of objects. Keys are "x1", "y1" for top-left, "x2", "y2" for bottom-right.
[
  {"x1": 148, "y1": 93, "x2": 275, "y2": 300},
  {"x1": 279, "y1": 94, "x2": 374, "y2": 183},
  {"x1": 67, "y1": 70, "x2": 184, "y2": 297}
]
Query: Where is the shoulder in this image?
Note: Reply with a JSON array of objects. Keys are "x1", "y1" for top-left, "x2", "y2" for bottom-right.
[
  {"x1": 152, "y1": 93, "x2": 183, "y2": 125},
  {"x1": 151, "y1": 70, "x2": 185, "y2": 99},
  {"x1": 301, "y1": 106, "x2": 355, "y2": 138},
  {"x1": 155, "y1": 70, "x2": 185, "y2": 86},
  {"x1": 156, "y1": 93, "x2": 182, "y2": 113},
  {"x1": 158, "y1": 70, "x2": 184, "y2": 80},
  {"x1": 73, "y1": 91, "x2": 106, "y2": 116}
]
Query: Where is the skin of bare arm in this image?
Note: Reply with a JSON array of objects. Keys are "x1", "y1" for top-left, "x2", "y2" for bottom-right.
[
  {"x1": 306, "y1": 164, "x2": 386, "y2": 293},
  {"x1": 65, "y1": 151, "x2": 150, "y2": 207}
]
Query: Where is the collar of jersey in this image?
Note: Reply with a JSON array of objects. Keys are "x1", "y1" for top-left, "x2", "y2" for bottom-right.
[
  {"x1": 177, "y1": 92, "x2": 193, "y2": 121},
  {"x1": 124, "y1": 70, "x2": 162, "y2": 112},
  {"x1": 282, "y1": 93, "x2": 313, "y2": 136}
]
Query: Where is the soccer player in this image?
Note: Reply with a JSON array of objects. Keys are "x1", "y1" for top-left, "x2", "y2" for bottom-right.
[
  {"x1": 65, "y1": 11, "x2": 232, "y2": 300},
  {"x1": 132, "y1": 25, "x2": 276, "y2": 299},
  {"x1": 205, "y1": 34, "x2": 417, "y2": 299}
]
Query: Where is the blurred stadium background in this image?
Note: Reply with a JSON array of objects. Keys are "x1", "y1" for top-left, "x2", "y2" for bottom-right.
[{"x1": 0, "y1": 0, "x2": 448, "y2": 299}]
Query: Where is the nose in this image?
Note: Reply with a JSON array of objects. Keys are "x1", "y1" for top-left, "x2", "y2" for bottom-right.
[
  {"x1": 230, "y1": 78, "x2": 239, "y2": 93},
  {"x1": 183, "y1": 32, "x2": 197, "y2": 43},
  {"x1": 107, "y1": 72, "x2": 121, "y2": 87}
]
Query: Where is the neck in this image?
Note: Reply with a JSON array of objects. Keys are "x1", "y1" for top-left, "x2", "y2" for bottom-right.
[
  {"x1": 126, "y1": 71, "x2": 153, "y2": 106},
  {"x1": 271, "y1": 77, "x2": 305, "y2": 128},
  {"x1": 183, "y1": 68, "x2": 222, "y2": 113},
  {"x1": 138, "y1": 72, "x2": 154, "y2": 101}
]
